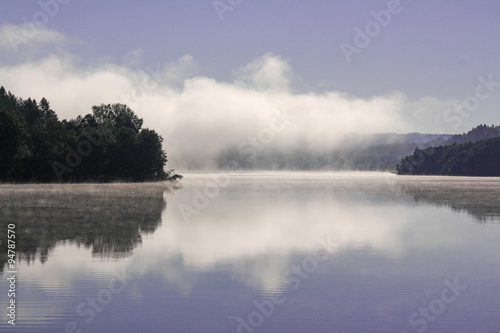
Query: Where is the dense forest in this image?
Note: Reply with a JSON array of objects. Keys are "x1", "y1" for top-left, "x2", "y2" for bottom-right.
[
  {"x1": 444, "y1": 124, "x2": 500, "y2": 144},
  {"x1": 396, "y1": 125, "x2": 500, "y2": 176},
  {"x1": 0, "y1": 87, "x2": 181, "y2": 182}
]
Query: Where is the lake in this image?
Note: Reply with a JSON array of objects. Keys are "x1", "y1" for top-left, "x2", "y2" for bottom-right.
[{"x1": 1, "y1": 172, "x2": 500, "y2": 333}]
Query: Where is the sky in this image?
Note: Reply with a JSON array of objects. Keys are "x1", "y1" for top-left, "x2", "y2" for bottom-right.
[{"x1": 1, "y1": 0, "x2": 500, "y2": 167}]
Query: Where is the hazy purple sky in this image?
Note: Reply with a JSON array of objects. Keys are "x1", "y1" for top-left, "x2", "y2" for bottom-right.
[
  {"x1": 3, "y1": 1, "x2": 499, "y2": 95},
  {"x1": 1, "y1": 0, "x2": 500, "y2": 164}
]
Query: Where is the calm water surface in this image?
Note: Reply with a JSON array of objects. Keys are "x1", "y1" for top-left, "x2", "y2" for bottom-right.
[{"x1": 1, "y1": 172, "x2": 500, "y2": 332}]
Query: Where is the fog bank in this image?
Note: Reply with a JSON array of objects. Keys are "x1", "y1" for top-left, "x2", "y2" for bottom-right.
[{"x1": 0, "y1": 52, "x2": 455, "y2": 169}]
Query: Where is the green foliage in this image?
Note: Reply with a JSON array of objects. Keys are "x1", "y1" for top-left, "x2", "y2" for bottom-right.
[
  {"x1": 447, "y1": 124, "x2": 500, "y2": 144},
  {"x1": 0, "y1": 87, "x2": 177, "y2": 182},
  {"x1": 396, "y1": 135, "x2": 500, "y2": 176},
  {"x1": 91, "y1": 103, "x2": 143, "y2": 133}
]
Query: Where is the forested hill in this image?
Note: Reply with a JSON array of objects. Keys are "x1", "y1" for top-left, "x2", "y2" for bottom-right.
[
  {"x1": 0, "y1": 87, "x2": 180, "y2": 183},
  {"x1": 215, "y1": 124, "x2": 500, "y2": 171},
  {"x1": 396, "y1": 136, "x2": 500, "y2": 176},
  {"x1": 442, "y1": 124, "x2": 500, "y2": 145}
]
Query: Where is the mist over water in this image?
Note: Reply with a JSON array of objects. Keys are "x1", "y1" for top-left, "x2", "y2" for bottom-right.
[
  {"x1": 0, "y1": 53, "x2": 455, "y2": 170},
  {"x1": 154, "y1": 55, "x2": 453, "y2": 169},
  {"x1": 2, "y1": 174, "x2": 500, "y2": 333},
  {"x1": 2, "y1": 2, "x2": 500, "y2": 332}
]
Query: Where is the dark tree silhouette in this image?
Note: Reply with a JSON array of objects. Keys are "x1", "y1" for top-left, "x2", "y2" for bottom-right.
[
  {"x1": 0, "y1": 87, "x2": 181, "y2": 182},
  {"x1": 396, "y1": 135, "x2": 500, "y2": 176}
]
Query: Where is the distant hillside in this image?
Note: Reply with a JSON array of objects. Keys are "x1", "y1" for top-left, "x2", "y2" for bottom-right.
[
  {"x1": 214, "y1": 124, "x2": 500, "y2": 171},
  {"x1": 216, "y1": 134, "x2": 449, "y2": 171},
  {"x1": 216, "y1": 132, "x2": 451, "y2": 171},
  {"x1": 446, "y1": 124, "x2": 500, "y2": 144},
  {"x1": 396, "y1": 136, "x2": 500, "y2": 176}
]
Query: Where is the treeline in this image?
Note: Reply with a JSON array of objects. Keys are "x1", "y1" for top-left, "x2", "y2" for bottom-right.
[
  {"x1": 445, "y1": 124, "x2": 500, "y2": 144},
  {"x1": 346, "y1": 126, "x2": 500, "y2": 171},
  {"x1": 396, "y1": 128, "x2": 500, "y2": 176},
  {"x1": 0, "y1": 87, "x2": 179, "y2": 182}
]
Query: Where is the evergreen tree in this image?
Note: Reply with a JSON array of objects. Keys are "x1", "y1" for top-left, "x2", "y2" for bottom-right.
[{"x1": 0, "y1": 87, "x2": 180, "y2": 183}]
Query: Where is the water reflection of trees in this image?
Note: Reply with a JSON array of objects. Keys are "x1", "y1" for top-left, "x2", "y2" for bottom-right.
[
  {"x1": 0, "y1": 183, "x2": 178, "y2": 272},
  {"x1": 398, "y1": 178, "x2": 500, "y2": 222}
]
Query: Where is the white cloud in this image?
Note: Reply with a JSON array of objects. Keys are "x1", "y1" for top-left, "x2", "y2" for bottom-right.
[
  {"x1": 234, "y1": 53, "x2": 292, "y2": 91},
  {"x1": 0, "y1": 50, "x2": 457, "y2": 168},
  {"x1": 122, "y1": 48, "x2": 144, "y2": 67},
  {"x1": 0, "y1": 24, "x2": 67, "y2": 55},
  {"x1": 156, "y1": 54, "x2": 198, "y2": 87}
]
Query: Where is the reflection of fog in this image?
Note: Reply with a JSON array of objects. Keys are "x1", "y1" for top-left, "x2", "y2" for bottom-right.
[
  {"x1": 4, "y1": 173, "x2": 495, "y2": 297},
  {"x1": 6, "y1": 173, "x2": 500, "y2": 332},
  {"x1": 130, "y1": 173, "x2": 463, "y2": 292},
  {"x1": 163, "y1": 199, "x2": 405, "y2": 265}
]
